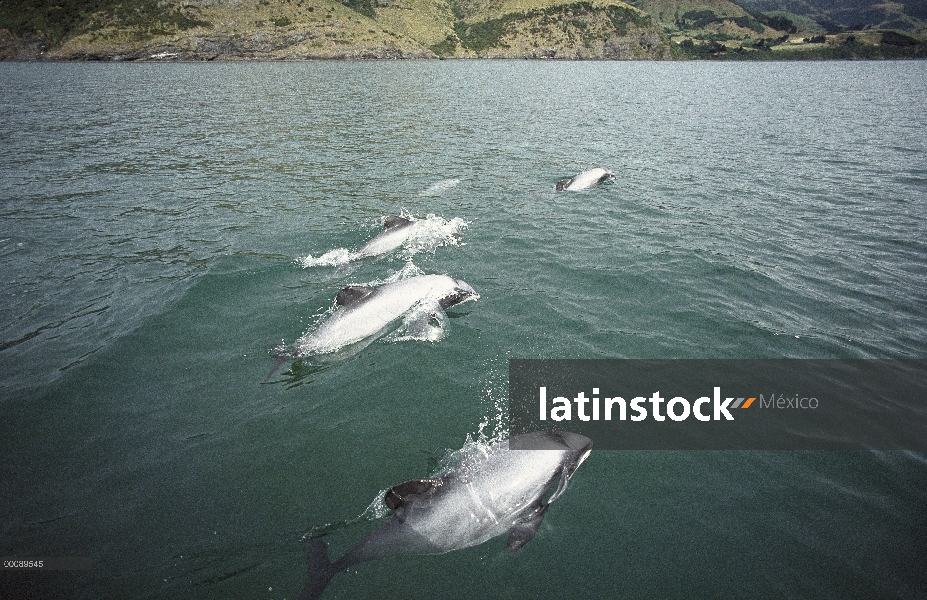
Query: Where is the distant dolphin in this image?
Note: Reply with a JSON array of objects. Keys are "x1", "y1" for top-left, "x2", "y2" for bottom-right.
[
  {"x1": 270, "y1": 274, "x2": 478, "y2": 374},
  {"x1": 556, "y1": 168, "x2": 616, "y2": 191},
  {"x1": 298, "y1": 431, "x2": 593, "y2": 600},
  {"x1": 419, "y1": 178, "x2": 462, "y2": 196}
]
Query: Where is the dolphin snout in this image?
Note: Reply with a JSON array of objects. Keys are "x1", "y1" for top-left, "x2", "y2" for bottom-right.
[
  {"x1": 559, "y1": 432, "x2": 593, "y2": 454},
  {"x1": 454, "y1": 279, "x2": 479, "y2": 300},
  {"x1": 457, "y1": 287, "x2": 479, "y2": 301},
  {"x1": 438, "y1": 279, "x2": 479, "y2": 310}
]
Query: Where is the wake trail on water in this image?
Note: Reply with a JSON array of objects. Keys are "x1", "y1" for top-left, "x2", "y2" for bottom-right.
[{"x1": 300, "y1": 492, "x2": 392, "y2": 541}]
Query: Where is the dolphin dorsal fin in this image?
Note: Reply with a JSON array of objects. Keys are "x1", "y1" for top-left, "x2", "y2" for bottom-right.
[
  {"x1": 383, "y1": 216, "x2": 411, "y2": 230},
  {"x1": 335, "y1": 285, "x2": 374, "y2": 307},
  {"x1": 384, "y1": 478, "x2": 442, "y2": 510}
]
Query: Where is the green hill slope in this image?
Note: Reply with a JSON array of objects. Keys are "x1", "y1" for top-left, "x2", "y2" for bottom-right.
[
  {"x1": 0, "y1": 0, "x2": 673, "y2": 58},
  {"x1": 0, "y1": 0, "x2": 923, "y2": 58},
  {"x1": 733, "y1": 0, "x2": 927, "y2": 32}
]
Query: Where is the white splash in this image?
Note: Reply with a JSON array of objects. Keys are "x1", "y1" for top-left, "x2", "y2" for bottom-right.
[
  {"x1": 295, "y1": 247, "x2": 352, "y2": 268},
  {"x1": 396, "y1": 214, "x2": 467, "y2": 260},
  {"x1": 367, "y1": 261, "x2": 427, "y2": 286},
  {"x1": 469, "y1": 362, "x2": 510, "y2": 448}
]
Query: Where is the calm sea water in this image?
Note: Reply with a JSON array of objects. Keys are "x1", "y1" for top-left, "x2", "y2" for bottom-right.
[{"x1": 1, "y1": 60, "x2": 926, "y2": 599}]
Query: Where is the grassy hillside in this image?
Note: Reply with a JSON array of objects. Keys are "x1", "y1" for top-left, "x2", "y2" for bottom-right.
[
  {"x1": 0, "y1": 0, "x2": 923, "y2": 58},
  {"x1": 0, "y1": 0, "x2": 676, "y2": 59},
  {"x1": 0, "y1": 0, "x2": 440, "y2": 59},
  {"x1": 443, "y1": 0, "x2": 670, "y2": 58},
  {"x1": 733, "y1": 0, "x2": 927, "y2": 32},
  {"x1": 0, "y1": 0, "x2": 209, "y2": 46}
]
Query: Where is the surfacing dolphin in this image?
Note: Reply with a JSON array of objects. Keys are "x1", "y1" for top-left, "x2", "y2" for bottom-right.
[
  {"x1": 556, "y1": 167, "x2": 616, "y2": 191},
  {"x1": 350, "y1": 216, "x2": 423, "y2": 262},
  {"x1": 347, "y1": 215, "x2": 463, "y2": 265},
  {"x1": 298, "y1": 431, "x2": 593, "y2": 600},
  {"x1": 269, "y1": 274, "x2": 478, "y2": 376},
  {"x1": 297, "y1": 216, "x2": 465, "y2": 269}
]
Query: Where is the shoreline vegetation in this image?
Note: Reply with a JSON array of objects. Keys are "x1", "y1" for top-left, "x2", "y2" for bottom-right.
[{"x1": 1, "y1": 0, "x2": 925, "y2": 61}]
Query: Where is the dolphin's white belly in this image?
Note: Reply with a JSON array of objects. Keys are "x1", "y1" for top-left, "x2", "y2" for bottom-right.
[
  {"x1": 408, "y1": 484, "x2": 536, "y2": 551},
  {"x1": 567, "y1": 168, "x2": 612, "y2": 190},
  {"x1": 354, "y1": 223, "x2": 416, "y2": 259},
  {"x1": 295, "y1": 275, "x2": 457, "y2": 355},
  {"x1": 310, "y1": 432, "x2": 593, "y2": 599},
  {"x1": 404, "y1": 447, "x2": 568, "y2": 552}
]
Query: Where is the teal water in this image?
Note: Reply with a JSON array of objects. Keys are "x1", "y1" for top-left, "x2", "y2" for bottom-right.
[{"x1": 1, "y1": 60, "x2": 926, "y2": 599}]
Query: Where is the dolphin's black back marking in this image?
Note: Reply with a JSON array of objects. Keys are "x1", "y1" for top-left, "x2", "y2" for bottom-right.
[
  {"x1": 384, "y1": 478, "x2": 443, "y2": 510},
  {"x1": 555, "y1": 177, "x2": 574, "y2": 191},
  {"x1": 335, "y1": 285, "x2": 375, "y2": 307},
  {"x1": 383, "y1": 216, "x2": 412, "y2": 230}
]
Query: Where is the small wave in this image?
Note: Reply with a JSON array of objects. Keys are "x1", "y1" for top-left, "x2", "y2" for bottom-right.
[
  {"x1": 419, "y1": 178, "x2": 462, "y2": 196},
  {"x1": 438, "y1": 369, "x2": 518, "y2": 475},
  {"x1": 365, "y1": 261, "x2": 427, "y2": 287}
]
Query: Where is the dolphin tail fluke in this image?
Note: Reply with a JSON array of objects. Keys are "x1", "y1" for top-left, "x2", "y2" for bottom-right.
[
  {"x1": 264, "y1": 351, "x2": 294, "y2": 383},
  {"x1": 298, "y1": 538, "x2": 340, "y2": 600}
]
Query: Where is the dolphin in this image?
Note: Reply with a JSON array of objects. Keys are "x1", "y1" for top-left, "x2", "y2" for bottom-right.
[
  {"x1": 278, "y1": 274, "x2": 478, "y2": 362},
  {"x1": 298, "y1": 431, "x2": 593, "y2": 600},
  {"x1": 349, "y1": 216, "x2": 421, "y2": 261},
  {"x1": 419, "y1": 178, "x2": 462, "y2": 196},
  {"x1": 351, "y1": 215, "x2": 465, "y2": 264},
  {"x1": 298, "y1": 215, "x2": 465, "y2": 269},
  {"x1": 556, "y1": 167, "x2": 616, "y2": 191}
]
